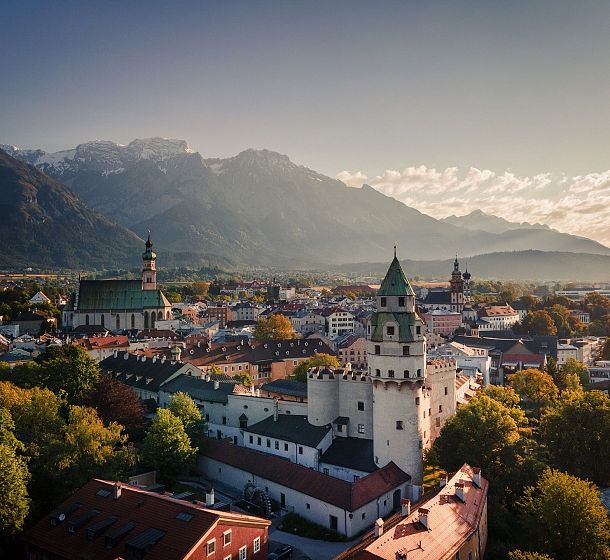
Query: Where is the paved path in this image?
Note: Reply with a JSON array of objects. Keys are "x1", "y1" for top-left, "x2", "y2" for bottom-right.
[{"x1": 269, "y1": 529, "x2": 358, "y2": 560}]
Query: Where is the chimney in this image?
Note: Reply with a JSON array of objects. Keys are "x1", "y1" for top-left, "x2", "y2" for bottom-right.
[
  {"x1": 214, "y1": 380, "x2": 220, "y2": 390},
  {"x1": 113, "y1": 482, "x2": 122, "y2": 500},
  {"x1": 418, "y1": 508, "x2": 430, "y2": 530},
  {"x1": 205, "y1": 488, "x2": 215, "y2": 507},
  {"x1": 374, "y1": 518, "x2": 384, "y2": 537},
  {"x1": 273, "y1": 399, "x2": 279, "y2": 422},
  {"x1": 401, "y1": 498, "x2": 411, "y2": 517},
  {"x1": 439, "y1": 474, "x2": 448, "y2": 488},
  {"x1": 455, "y1": 482, "x2": 465, "y2": 502},
  {"x1": 472, "y1": 468, "x2": 482, "y2": 488},
  {"x1": 113, "y1": 349, "x2": 118, "y2": 358}
]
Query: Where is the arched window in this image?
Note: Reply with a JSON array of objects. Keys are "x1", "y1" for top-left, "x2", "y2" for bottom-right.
[
  {"x1": 151, "y1": 311, "x2": 156, "y2": 328},
  {"x1": 85, "y1": 314, "x2": 90, "y2": 326},
  {"x1": 116, "y1": 315, "x2": 120, "y2": 330},
  {"x1": 100, "y1": 314, "x2": 105, "y2": 328},
  {"x1": 131, "y1": 314, "x2": 135, "y2": 330},
  {"x1": 144, "y1": 311, "x2": 149, "y2": 329}
]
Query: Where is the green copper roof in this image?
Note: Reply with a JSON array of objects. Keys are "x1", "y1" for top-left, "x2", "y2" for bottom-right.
[
  {"x1": 369, "y1": 311, "x2": 416, "y2": 342},
  {"x1": 71, "y1": 280, "x2": 170, "y2": 311},
  {"x1": 377, "y1": 256, "x2": 415, "y2": 297}
]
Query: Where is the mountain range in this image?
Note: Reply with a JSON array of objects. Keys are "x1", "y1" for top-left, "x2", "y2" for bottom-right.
[{"x1": 2, "y1": 138, "x2": 610, "y2": 275}]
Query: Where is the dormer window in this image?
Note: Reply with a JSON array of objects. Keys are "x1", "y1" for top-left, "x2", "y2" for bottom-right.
[
  {"x1": 380, "y1": 297, "x2": 387, "y2": 307},
  {"x1": 387, "y1": 326, "x2": 395, "y2": 336}
]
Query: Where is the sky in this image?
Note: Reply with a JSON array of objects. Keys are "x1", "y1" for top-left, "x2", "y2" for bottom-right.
[{"x1": 1, "y1": 1, "x2": 609, "y2": 244}]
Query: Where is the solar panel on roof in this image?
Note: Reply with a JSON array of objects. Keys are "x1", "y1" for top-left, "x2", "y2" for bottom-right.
[
  {"x1": 175, "y1": 511, "x2": 194, "y2": 522},
  {"x1": 67, "y1": 509, "x2": 100, "y2": 533},
  {"x1": 96, "y1": 488, "x2": 111, "y2": 497},
  {"x1": 125, "y1": 527, "x2": 165, "y2": 551},
  {"x1": 105, "y1": 521, "x2": 137, "y2": 549},
  {"x1": 86, "y1": 515, "x2": 118, "y2": 541}
]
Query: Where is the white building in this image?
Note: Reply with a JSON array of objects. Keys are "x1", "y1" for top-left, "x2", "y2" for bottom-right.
[
  {"x1": 430, "y1": 341, "x2": 491, "y2": 386},
  {"x1": 29, "y1": 291, "x2": 51, "y2": 305},
  {"x1": 556, "y1": 343, "x2": 579, "y2": 366},
  {"x1": 323, "y1": 308, "x2": 356, "y2": 338}
]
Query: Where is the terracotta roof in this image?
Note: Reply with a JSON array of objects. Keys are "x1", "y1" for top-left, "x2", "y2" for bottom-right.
[
  {"x1": 21, "y1": 479, "x2": 269, "y2": 560},
  {"x1": 78, "y1": 335, "x2": 130, "y2": 350},
  {"x1": 355, "y1": 465, "x2": 488, "y2": 560},
  {"x1": 202, "y1": 438, "x2": 410, "y2": 511}
]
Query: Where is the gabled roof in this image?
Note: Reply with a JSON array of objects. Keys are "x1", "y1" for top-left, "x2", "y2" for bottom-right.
[
  {"x1": 377, "y1": 255, "x2": 415, "y2": 297},
  {"x1": 369, "y1": 312, "x2": 417, "y2": 343},
  {"x1": 160, "y1": 374, "x2": 237, "y2": 404},
  {"x1": 244, "y1": 414, "x2": 330, "y2": 447},
  {"x1": 355, "y1": 464, "x2": 488, "y2": 560},
  {"x1": 422, "y1": 290, "x2": 451, "y2": 305},
  {"x1": 68, "y1": 280, "x2": 171, "y2": 311},
  {"x1": 21, "y1": 479, "x2": 269, "y2": 560},
  {"x1": 260, "y1": 379, "x2": 307, "y2": 399},
  {"x1": 202, "y1": 438, "x2": 410, "y2": 511},
  {"x1": 319, "y1": 438, "x2": 378, "y2": 474}
]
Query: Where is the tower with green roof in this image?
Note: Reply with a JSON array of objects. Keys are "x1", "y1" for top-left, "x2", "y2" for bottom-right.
[
  {"x1": 368, "y1": 247, "x2": 428, "y2": 487},
  {"x1": 142, "y1": 233, "x2": 157, "y2": 290}
]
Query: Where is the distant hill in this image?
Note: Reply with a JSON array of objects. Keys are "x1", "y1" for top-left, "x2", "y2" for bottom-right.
[
  {"x1": 0, "y1": 149, "x2": 143, "y2": 269},
  {"x1": 5, "y1": 139, "x2": 610, "y2": 266},
  {"x1": 442, "y1": 209, "x2": 550, "y2": 234},
  {"x1": 336, "y1": 251, "x2": 610, "y2": 282}
]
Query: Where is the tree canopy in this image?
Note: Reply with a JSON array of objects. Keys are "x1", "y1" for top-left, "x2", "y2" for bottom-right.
[
  {"x1": 290, "y1": 353, "x2": 340, "y2": 382},
  {"x1": 509, "y1": 369, "x2": 558, "y2": 408},
  {"x1": 522, "y1": 310, "x2": 557, "y2": 336},
  {"x1": 518, "y1": 468, "x2": 610, "y2": 560},
  {"x1": 253, "y1": 314, "x2": 296, "y2": 340},
  {"x1": 541, "y1": 390, "x2": 610, "y2": 485},
  {"x1": 142, "y1": 408, "x2": 197, "y2": 484}
]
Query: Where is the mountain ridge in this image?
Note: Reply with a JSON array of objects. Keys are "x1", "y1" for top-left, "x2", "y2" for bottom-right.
[{"x1": 4, "y1": 138, "x2": 610, "y2": 266}]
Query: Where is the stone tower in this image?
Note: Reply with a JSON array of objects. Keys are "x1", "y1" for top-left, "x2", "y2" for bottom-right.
[
  {"x1": 450, "y1": 256, "x2": 464, "y2": 313},
  {"x1": 368, "y1": 249, "x2": 428, "y2": 485},
  {"x1": 142, "y1": 234, "x2": 157, "y2": 290}
]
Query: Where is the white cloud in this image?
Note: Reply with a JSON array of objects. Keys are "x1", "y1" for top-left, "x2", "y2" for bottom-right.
[{"x1": 336, "y1": 166, "x2": 610, "y2": 246}]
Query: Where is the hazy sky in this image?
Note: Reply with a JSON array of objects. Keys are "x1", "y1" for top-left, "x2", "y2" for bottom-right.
[
  {"x1": 2, "y1": 0, "x2": 610, "y2": 178},
  {"x1": 2, "y1": 1, "x2": 610, "y2": 244}
]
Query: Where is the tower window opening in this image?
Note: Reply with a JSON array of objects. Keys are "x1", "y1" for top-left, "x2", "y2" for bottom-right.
[
  {"x1": 417, "y1": 368, "x2": 422, "y2": 376},
  {"x1": 398, "y1": 297, "x2": 405, "y2": 307},
  {"x1": 404, "y1": 370, "x2": 409, "y2": 378},
  {"x1": 374, "y1": 345, "x2": 380, "y2": 355},
  {"x1": 396, "y1": 421, "x2": 403, "y2": 430},
  {"x1": 388, "y1": 370, "x2": 395, "y2": 378},
  {"x1": 387, "y1": 326, "x2": 395, "y2": 336},
  {"x1": 416, "y1": 325, "x2": 421, "y2": 335},
  {"x1": 415, "y1": 397, "x2": 420, "y2": 405},
  {"x1": 403, "y1": 346, "x2": 410, "y2": 356},
  {"x1": 380, "y1": 297, "x2": 387, "y2": 307},
  {"x1": 375, "y1": 369, "x2": 381, "y2": 377}
]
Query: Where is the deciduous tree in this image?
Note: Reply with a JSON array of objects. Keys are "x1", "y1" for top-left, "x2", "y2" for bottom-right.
[
  {"x1": 522, "y1": 310, "x2": 557, "y2": 336},
  {"x1": 518, "y1": 469, "x2": 610, "y2": 560},
  {"x1": 290, "y1": 353, "x2": 340, "y2": 382},
  {"x1": 509, "y1": 369, "x2": 558, "y2": 408},
  {"x1": 0, "y1": 443, "x2": 29, "y2": 536},
  {"x1": 142, "y1": 409, "x2": 197, "y2": 484},
  {"x1": 253, "y1": 314, "x2": 296, "y2": 340},
  {"x1": 541, "y1": 391, "x2": 610, "y2": 485},
  {"x1": 509, "y1": 552, "x2": 554, "y2": 560}
]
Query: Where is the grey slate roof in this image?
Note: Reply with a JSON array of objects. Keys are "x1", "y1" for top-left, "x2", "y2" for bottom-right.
[
  {"x1": 320, "y1": 437, "x2": 378, "y2": 473},
  {"x1": 260, "y1": 379, "x2": 307, "y2": 399},
  {"x1": 422, "y1": 290, "x2": 452, "y2": 305},
  {"x1": 244, "y1": 414, "x2": 330, "y2": 447},
  {"x1": 99, "y1": 352, "x2": 186, "y2": 392},
  {"x1": 160, "y1": 374, "x2": 237, "y2": 404}
]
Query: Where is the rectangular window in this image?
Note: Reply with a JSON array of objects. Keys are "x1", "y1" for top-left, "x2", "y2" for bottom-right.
[
  {"x1": 415, "y1": 397, "x2": 420, "y2": 405},
  {"x1": 387, "y1": 326, "x2": 395, "y2": 335},
  {"x1": 257, "y1": 437, "x2": 261, "y2": 446},
  {"x1": 444, "y1": 386, "x2": 448, "y2": 395},
  {"x1": 358, "y1": 424, "x2": 365, "y2": 434},
  {"x1": 323, "y1": 468, "x2": 329, "y2": 475},
  {"x1": 329, "y1": 515, "x2": 338, "y2": 531},
  {"x1": 439, "y1": 405, "x2": 443, "y2": 413},
  {"x1": 396, "y1": 421, "x2": 404, "y2": 430},
  {"x1": 284, "y1": 443, "x2": 288, "y2": 451},
  {"x1": 404, "y1": 370, "x2": 410, "y2": 378},
  {"x1": 403, "y1": 346, "x2": 410, "y2": 356},
  {"x1": 374, "y1": 345, "x2": 380, "y2": 355},
  {"x1": 357, "y1": 401, "x2": 364, "y2": 411},
  {"x1": 222, "y1": 416, "x2": 227, "y2": 425},
  {"x1": 298, "y1": 446, "x2": 303, "y2": 454},
  {"x1": 306, "y1": 503, "x2": 311, "y2": 509},
  {"x1": 436, "y1": 417, "x2": 441, "y2": 427},
  {"x1": 275, "y1": 440, "x2": 279, "y2": 450},
  {"x1": 223, "y1": 530, "x2": 232, "y2": 546},
  {"x1": 253, "y1": 536, "x2": 261, "y2": 553},
  {"x1": 239, "y1": 546, "x2": 247, "y2": 560},
  {"x1": 249, "y1": 435, "x2": 253, "y2": 444},
  {"x1": 398, "y1": 297, "x2": 405, "y2": 307},
  {"x1": 337, "y1": 424, "x2": 343, "y2": 432},
  {"x1": 266, "y1": 439, "x2": 271, "y2": 448},
  {"x1": 375, "y1": 369, "x2": 381, "y2": 377},
  {"x1": 416, "y1": 325, "x2": 421, "y2": 335},
  {"x1": 388, "y1": 370, "x2": 395, "y2": 378},
  {"x1": 380, "y1": 297, "x2": 387, "y2": 307},
  {"x1": 207, "y1": 539, "x2": 216, "y2": 555}
]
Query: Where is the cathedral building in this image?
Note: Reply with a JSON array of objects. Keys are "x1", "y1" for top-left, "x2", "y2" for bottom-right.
[{"x1": 62, "y1": 236, "x2": 172, "y2": 332}]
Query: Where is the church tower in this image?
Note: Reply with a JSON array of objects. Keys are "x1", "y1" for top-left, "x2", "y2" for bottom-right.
[
  {"x1": 450, "y1": 256, "x2": 464, "y2": 313},
  {"x1": 142, "y1": 234, "x2": 157, "y2": 290},
  {"x1": 368, "y1": 248, "x2": 427, "y2": 486}
]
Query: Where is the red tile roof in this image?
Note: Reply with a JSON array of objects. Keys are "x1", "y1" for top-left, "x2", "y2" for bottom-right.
[
  {"x1": 202, "y1": 438, "x2": 410, "y2": 511},
  {"x1": 78, "y1": 335, "x2": 130, "y2": 350},
  {"x1": 22, "y1": 479, "x2": 269, "y2": 560},
  {"x1": 354, "y1": 465, "x2": 488, "y2": 560}
]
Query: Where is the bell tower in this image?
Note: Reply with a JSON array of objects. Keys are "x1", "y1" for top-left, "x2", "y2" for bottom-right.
[
  {"x1": 368, "y1": 247, "x2": 428, "y2": 486},
  {"x1": 142, "y1": 234, "x2": 157, "y2": 290},
  {"x1": 450, "y1": 256, "x2": 464, "y2": 313}
]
